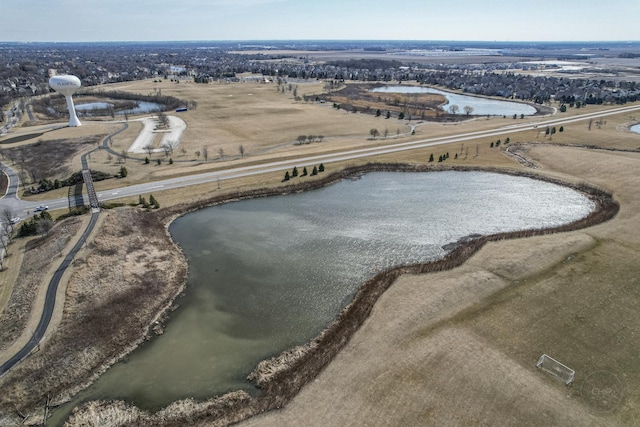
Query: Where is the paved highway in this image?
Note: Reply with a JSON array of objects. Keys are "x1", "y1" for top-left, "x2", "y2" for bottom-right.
[
  {"x1": 3, "y1": 104, "x2": 640, "y2": 217},
  {"x1": 48, "y1": 104, "x2": 640, "y2": 204}
]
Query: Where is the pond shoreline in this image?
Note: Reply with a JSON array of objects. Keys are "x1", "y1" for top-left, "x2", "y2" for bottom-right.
[{"x1": 65, "y1": 163, "x2": 619, "y2": 426}]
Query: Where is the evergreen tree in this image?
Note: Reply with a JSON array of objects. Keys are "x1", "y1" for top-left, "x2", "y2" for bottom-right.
[
  {"x1": 149, "y1": 194, "x2": 159, "y2": 209},
  {"x1": 119, "y1": 166, "x2": 128, "y2": 177},
  {"x1": 318, "y1": 163, "x2": 325, "y2": 172},
  {"x1": 145, "y1": 157, "x2": 150, "y2": 164},
  {"x1": 292, "y1": 166, "x2": 298, "y2": 177},
  {"x1": 429, "y1": 153, "x2": 434, "y2": 162},
  {"x1": 311, "y1": 166, "x2": 318, "y2": 176},
  {"x1": 283, "y1": 171, "x2": 290, "y2": 181},
  {"x1": 302, "y1": 167, "x2": 308, "y2": 176}
]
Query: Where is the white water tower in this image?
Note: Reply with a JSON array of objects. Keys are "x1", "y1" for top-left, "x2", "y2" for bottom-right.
[{"x1": 49, "y1": 75, "x2": 82, "y2": 127}]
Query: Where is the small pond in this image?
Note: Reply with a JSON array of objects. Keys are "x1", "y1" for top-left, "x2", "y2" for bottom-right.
[
  {"x1": 75, "y1": 102, "x2": 114, "y2": 111},
  {"x1": 631, "y1": 123, "x2": 640, "y2": 134},
  {"x1": 75, "y1": 101, "x2": 164, "y2": 116},
  {"x1": 371, "y1": 86, "x2": 538, "y2": 116},
  {"x1": 50, "y1": 171, "x2": 594, "y2": 425}
]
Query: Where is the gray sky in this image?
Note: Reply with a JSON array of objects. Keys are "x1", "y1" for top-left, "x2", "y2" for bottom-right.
[{"x1": 1, "y1": 0, "x2": 638, "y2": 42}]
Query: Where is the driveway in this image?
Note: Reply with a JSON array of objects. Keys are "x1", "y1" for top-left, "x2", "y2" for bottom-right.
[{"x1": 127, "y1": 115, "x2": 186, "y2": 154}]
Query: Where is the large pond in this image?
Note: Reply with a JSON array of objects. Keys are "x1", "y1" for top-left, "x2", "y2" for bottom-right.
[
  {"x1": 371, "y1": 86, "x2": 538, "y2": 116},
  {"x1": 51, "y1": 171, "x2": 594, "y2": 425}
]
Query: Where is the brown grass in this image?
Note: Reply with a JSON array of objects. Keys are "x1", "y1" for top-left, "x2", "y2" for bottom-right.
[
  {"x1": 1, "y1": 77, "x2": 639, "y2": 426},
  {"x1": 0, "y1": 207, "x2": 187, "y2": 422},
  {"x1": 0, "y1": 218, "x2": 82, "y2": 352}
]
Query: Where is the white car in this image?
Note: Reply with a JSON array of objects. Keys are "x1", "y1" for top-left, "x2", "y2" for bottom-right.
[
  {"x1": 34, "y1": 205, "x2": 49, "y2": 212},
  {"x1": 10, "y1": 217, "x2": 20, "y2": 224}
]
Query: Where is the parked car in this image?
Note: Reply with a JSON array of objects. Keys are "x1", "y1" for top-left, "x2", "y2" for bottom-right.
[
  {"x1": 10, "y1": 217, "x2": 20, "y2": 224},
  {"x1": 34, "y1": 205, "x2": 48, "y2": 212}
]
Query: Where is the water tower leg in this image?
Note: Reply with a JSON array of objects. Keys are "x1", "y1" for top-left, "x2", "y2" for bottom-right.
[{"x1": 65, "y1": 95, "x2": 82, "y2": 127}]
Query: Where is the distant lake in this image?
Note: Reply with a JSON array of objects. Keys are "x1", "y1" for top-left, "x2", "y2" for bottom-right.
[
  {"x1": 50, "y1": 170, "x2": 594, "y2": 426},
  {"x1": 371, "y1": 86, "x2": 538, "y2": 116},
  {"x1": 75, "y1": 101, "x2": 163, "y2": 116},
  {"x1": 76, "y1": 102, "x2": 113, "y2": 111}
]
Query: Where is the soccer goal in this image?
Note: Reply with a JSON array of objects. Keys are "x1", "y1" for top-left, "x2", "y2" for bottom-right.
[{"x1": 536, "y1": 354, "x2": 575, "y2": 385}]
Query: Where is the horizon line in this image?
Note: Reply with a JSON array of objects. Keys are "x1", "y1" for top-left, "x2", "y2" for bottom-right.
[{"x1": 2, "y1": 39, "x2": 640, "y2": 44}]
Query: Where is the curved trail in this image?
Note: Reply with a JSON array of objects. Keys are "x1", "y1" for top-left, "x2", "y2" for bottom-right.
[{"x1": 0, "y1": 139, "x2": 105, "y2": 376}]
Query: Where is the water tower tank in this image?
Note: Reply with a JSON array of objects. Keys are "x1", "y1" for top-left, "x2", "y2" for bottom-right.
[{"x1": 49, "y1": 75, "x2": 82, "y2": 127}]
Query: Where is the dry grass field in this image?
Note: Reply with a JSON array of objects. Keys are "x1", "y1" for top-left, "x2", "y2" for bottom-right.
[
  {"x1": 1, "y1": 77, "x2": 640, "y2": 426},
  {"x1": 238, "y1": 149, "x2": 640, "y2": 427}
]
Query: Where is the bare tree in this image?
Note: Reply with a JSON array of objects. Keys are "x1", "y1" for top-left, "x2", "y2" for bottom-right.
[
  {"x1": 449, "y1": 104, "x2": 459, "y2": 115},
  {"x1": 195, "y1": 150, "x2": 201, "y2": 160},
  {"x1": 157, "y1": 112, "x2": 170, "y2": 128},
  {"x1": 239, "y1": 145, "x2": 245, "y2": 158},
  {"x1": 218, "y1": 147, "x2": 224, "y2": 160},
  {"x1": 161, "y1": 143, "x2": 172, "y2": 158},
  {"x1": 22, "y1": 163, "x2": 41, "y2": 184},
  {"x1": 1, "y1": 207, "x2": 15, "y2": 226},
  {"x1": 369, "y1": 128, "x2": 379, "y2": 139},
  {"x1": 120, "y1": 149, "x2": 127, "y2": 164},
  {"x1": 464, "y1": 105, "x2": 474, "y2": 116},
  {"x1": 202, "y1": 146, "x2": 208, "y2": 162},
  {"x1": 144, "y1": 143, "x2": 154, "y2": 158},
  {"x1": 0, "y1": 208, "x2": 15, "y2": 248},
  {"x1": 37, "y1": 217, "x2": 54, "y2": 237}
]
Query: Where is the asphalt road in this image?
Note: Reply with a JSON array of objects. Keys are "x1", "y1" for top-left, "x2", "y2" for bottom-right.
[
  {"x1": 75, "y1": 103, "x2": 640, "y2": 205},
  {"x1": 3, "y1": 104, "x2": 640, "y2": 215}
]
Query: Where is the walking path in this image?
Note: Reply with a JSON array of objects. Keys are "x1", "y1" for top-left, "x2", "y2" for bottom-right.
[{"x1": 0, "y1": 136, "x2": 106, "y2": 376}]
